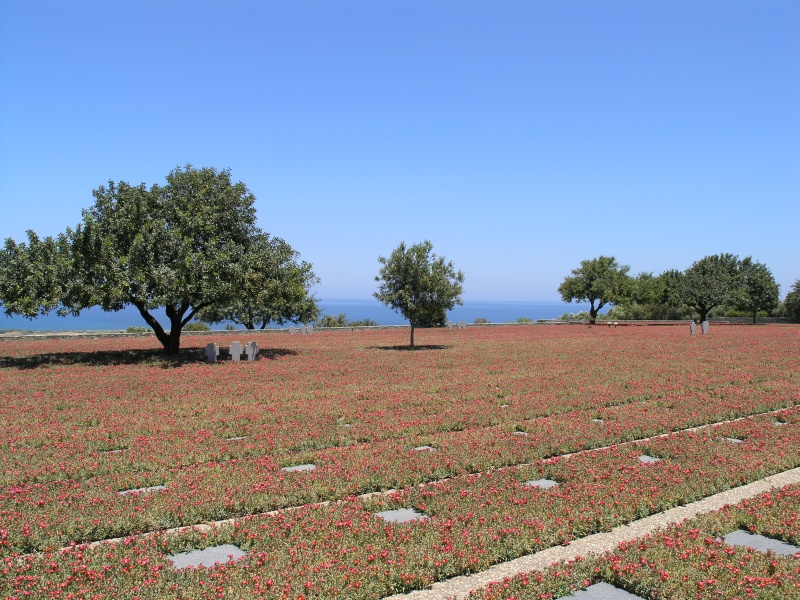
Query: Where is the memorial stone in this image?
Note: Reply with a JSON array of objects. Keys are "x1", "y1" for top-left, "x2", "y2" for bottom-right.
[
  {"x1": 690, "y1": 322, "x2": 696, "y2": 335},
  {"x1": 288, "y1": 326, "x2": 296, "y2": 335},
  {"x1": 245, "y1": 341, "x2": 259, "y2": 361},
  {"x1": 229, "y1": 341, "x2": 243, "y2": 362},
  {"x1": 701, "y1": 320, "x2": 709, "y2": 334},
  {"x1": 204, "y1": 343, "x2": 219, "y2": 364}
]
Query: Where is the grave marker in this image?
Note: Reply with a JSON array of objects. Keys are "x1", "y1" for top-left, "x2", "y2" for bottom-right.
[
  {"x1": 639, "y1": 455, "x2": 661, "y2": 464},
  {"x1": 702, "y1": 320, "x2": 709, "y2": 334},
  {"x1": 720, "y1": 529, "x2": 800, "y2": 557},
  {"x1": 374, "y1": 508, "x2": 428, "y2": 523},
  {"x1": 523, "y1": 478, "x2": 559, "y2": 489},
  {"x1": 168, "y1": 544, "x2": 247, "y2": 569},
  {"x1": 245, "y1": 341, "x2": 259, "y2": 361},
  {"x1": 229, "y1": 341, "x2": 243, "y2": 362},
  {"x1": 288, "y1": 326, "x2": 296, "y2": 335},
  {"x1": 204, "y1": 343, "x2": 219, "y2": 363},
  {"x1": 690, "y1": 322, "x2": 696, "y2": 335},
  {"x1": 281, "y1": 464, "x2": 316, "y2": 472},
  {"x1": 118, "y1": 485, "x2": 167, "y2": 495}
]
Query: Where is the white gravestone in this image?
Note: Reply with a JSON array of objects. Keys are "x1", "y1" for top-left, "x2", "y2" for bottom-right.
[
  {"x1": 701, "y1": 321, "x2": 709, "y2": 334},
  {"x1": 288, "y1": 326, "x2": 296, "y2": 335},
  {"x1": 690, "y1": 322, "x2": 696, "y2": 335},
  {"x1": 204, "y1": 343, "x2": 219, "y2": 363},
  {"x1": 245, "y1": 341, "x2": 259, "y2": 361},
  {"x1": 229, "y1": 341, "x2": 243, "y2": 362}
]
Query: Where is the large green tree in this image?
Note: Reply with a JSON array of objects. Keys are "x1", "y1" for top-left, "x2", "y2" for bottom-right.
[
  {"x1": 197, "y1": 233, "x2": 319, "y2": 329},
  {"x1": 732, "y1": 258, "x2": 780, "y2": 324},
  {"x1": 374, "y1": 240, "x2": 464, "y2": 348},
  {"x1": 682, "y1": 253, "x2": 740, "y2": 323},
  {"x1": 558, "y1": 256, "x2": 632, "y2": 324},
  {"x1": 1, "y1": 166, "x2": 309, "y2": 354}
]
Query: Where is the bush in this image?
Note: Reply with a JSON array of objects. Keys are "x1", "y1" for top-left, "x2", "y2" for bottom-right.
[
  {"x1": 348, "y1": 318, "x2": 378, "y2": 327},
  {"x1": 516, "y1": 317, "x2": 533, "y2": 323},
  {"x1": 184, "y1": 322, "x2": 211, "y2": 332},
  {"x1": 473, "y1": 317, "x2": 489, "y2": 324},
  {"x1": 125, "y1": 326, "x2": 148, "y2": 333},
  {"x1": 315, "y1": 313, "x2": 349, "y2": 328},
  {"x1": 224, "y1": 324, "x2": 236, "y2": 330}
]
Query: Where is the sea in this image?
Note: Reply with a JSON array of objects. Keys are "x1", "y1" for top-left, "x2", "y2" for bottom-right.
[{"x1": 0, "y1": 299, "x2": 596, "y2": 331}]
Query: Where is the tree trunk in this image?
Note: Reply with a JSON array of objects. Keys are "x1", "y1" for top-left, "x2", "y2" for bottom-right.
[
  {"x1": 698, "y1": 306, "x2": 709, "y2": 323},
  {"x1": 589, "y1": 303, "x2": 598, "y2": 325},
  {"x1": 410, "y1": 323, "x2": 415, "y2": 348},
  {"x1": 752, "y1": 310, "x2": 757, "y2": 325}
]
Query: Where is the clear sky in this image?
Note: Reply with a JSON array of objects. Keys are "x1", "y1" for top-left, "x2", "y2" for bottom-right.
[{"x1": 1, "y1": 0, "x2": 798, "y2": 302}]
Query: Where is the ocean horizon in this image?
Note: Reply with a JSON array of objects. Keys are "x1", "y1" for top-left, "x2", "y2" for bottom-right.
[{"x1": 0, "y1": 298, "x2": 599, "y2": 332}]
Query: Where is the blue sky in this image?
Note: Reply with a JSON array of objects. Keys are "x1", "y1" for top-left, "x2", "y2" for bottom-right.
[{"x1": 1, "y1": 0, "x2": 798, "y2": 303}]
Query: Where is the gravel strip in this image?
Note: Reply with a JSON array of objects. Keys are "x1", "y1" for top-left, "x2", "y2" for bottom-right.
[{"x1": 387, "y1": 467, "x2": 800, "y2": 600}]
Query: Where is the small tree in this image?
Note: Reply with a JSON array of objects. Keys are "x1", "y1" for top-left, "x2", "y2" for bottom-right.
[
  {"x1": 682, "y1": 253, "x2": 740, "y2": 323},
  {"x1": 558, "y1": 256, "x2": 632, "y2": 324},
  {"x1": 374, "y1": 240, "x2": 464, "y2": 348},
  {"x1": 732, "y1": 258, "x2": 780, "y2": 324},
  {"x1": 780, "y1": 280, "x2": 800, "y2": 322}
]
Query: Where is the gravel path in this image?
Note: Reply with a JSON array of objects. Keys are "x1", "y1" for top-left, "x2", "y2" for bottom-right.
[{"x1": 387, "y1": 466, "x2": 800, "y2": 600}]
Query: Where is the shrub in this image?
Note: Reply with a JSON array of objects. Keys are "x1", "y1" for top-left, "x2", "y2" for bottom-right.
[
  {"x1": 125, "y1": 326, "x2": 148, "y2": 333},
  {"x1": 473, "y1": 317, "x2": 489, "y2": 324},
  {"x1": 516, "y1": 317, "x2": 533, "y2": 323},
  {"x1": 184, "y1": 322, "x2": 211, "y2": 332}
]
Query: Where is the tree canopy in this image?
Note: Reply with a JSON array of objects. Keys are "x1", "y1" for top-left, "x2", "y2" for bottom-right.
[
  {"x1": 732, "y1": 258, "x2": 780, "y2": 324},
  {"x1": 780, "y1": 280, "x2": 800, "y2": 322},
  {"x1": 558, "y1": 256, "x2": 632, "y2": 324},
  {"x1": 197, "y1": 233, "x2": 319, "y2": 329},
  {"x1": 0, "y1": 166, "x2": 316, "y2": 353},
  {"x1": 374, "y1": 240, "x2": 464, "y2": 347},
  {"x1": 682, "y1": 253, "x2": 741, "y2": 323}
]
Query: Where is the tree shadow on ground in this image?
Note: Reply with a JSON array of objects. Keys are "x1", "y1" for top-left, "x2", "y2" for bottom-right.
[
  {"x1": 0, "y1": 347, "x2": 298, "y2": 370},
  {"x1": 368, "y1": 344, "x2": 450, "y2": 351}
]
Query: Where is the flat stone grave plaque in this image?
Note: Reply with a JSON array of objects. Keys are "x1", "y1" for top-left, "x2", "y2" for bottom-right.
[
  {"x1": 775, "y1": 420, "x2": 787, "y2": 426},
  {"x1": 719, "y1": 529, "x2": 800, "y2": 557},
  {"x1": 118, "y1": 485, "x2": 167, "y2": 495},
  {"x1": 168, "y1": 544, "x2": 247, "y2": 569},
  {"x1": 592, "y1": 418, "x2": 604, "y2": 423},
  {"x1": 374, "y1": 508, "x2": 428, "y2": 523},
  {"x1": 724, "y1": 437, "x2": 744, "y2": 443},
  {"x1": 101, "y1": 448, "x2": 127, "y2": 454},
  {"x1": 413, "y1": 445, "x2": 434, "y2": 452},
  {"x1": 281, "y1": 464, "x2": 316, "y2": 472},
  {"x1": 524, "y1": 478, "x2": 559, "y2": 489},
  {"x1": 225, "y1": 436, "x2": 248, "y2": 441},
  {"x1": 500, "y1": 404, "x2": 510, "y2": 408},
  {"x1": 564, "y1": 581, "x2": 645, "y2": 599},
  {"x1": 639, "y1": 455, "x2": 661, "y2": 464},
  {"x1": 514, "y1": 431, "x2": 529, "y2": 437}
]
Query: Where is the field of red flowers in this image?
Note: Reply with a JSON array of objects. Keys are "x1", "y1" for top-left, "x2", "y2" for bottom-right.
[{"x1": 1, "y1": 324, "x2": 798, "y2": 598}]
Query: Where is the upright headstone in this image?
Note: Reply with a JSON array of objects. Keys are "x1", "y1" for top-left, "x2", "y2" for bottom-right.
[
  {"x1": 689, "y1": 322, "x2": 696, "y2": 335},
  {"x1": 245, "y1": 341, "x2": 259, "y2": 361},
  {"x1": 701, "y1": 321, "x2": 709, "y2": 334},
  {"x1": 447, "y1": 322, "x2": 454, "y2": 330},
  {"x1": 306, "y1": 325, "x2": 313, "y2": 335},
  {"x1": 288, "y1": 326, "x2": 296, "y2": 335},
  {"x1": 204, "y1": 343, "x2": 219, "y2": 363},
  {"x1": 229, "y1": 341, "x2": 243, "y2": 362}
]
